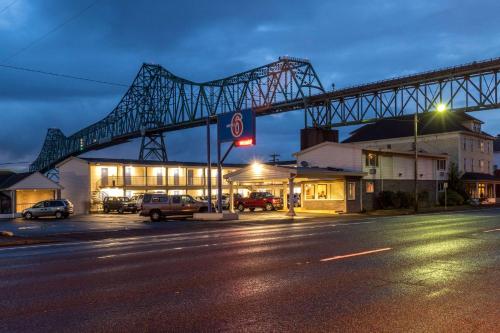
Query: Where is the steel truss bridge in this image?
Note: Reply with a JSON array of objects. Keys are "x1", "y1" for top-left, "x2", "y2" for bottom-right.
[{"x1": 30, "y1": 56, "x2": 500, "y2": 172}]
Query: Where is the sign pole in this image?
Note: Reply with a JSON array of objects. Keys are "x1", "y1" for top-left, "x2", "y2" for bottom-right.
[
  {"x1": 206, "y1": 116, "x2": 212, "y2": 213},
  {"x1": 217, "y1": 128, "x2": 223, "y2": 213}
]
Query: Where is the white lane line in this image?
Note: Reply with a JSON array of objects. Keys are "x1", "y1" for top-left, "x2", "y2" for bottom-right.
[
  {"x1": 320, "y1": 247, "x2": 392, "y2": 262},
  {"x1": 483, "y1": 228, "x2": 500, "y2": 233},
  {"x1": 96, "y1": 231, "x2": 336, "y2": 259}
]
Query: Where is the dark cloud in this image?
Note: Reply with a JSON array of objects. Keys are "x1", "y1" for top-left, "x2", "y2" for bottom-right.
[{"x1": 1, "y1": 0, "x2": 500, "y2": 168}]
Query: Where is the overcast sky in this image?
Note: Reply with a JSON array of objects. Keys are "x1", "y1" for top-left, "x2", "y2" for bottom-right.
[{"x1": 1, "y1": 0, "x2": 500, "y2": 169}]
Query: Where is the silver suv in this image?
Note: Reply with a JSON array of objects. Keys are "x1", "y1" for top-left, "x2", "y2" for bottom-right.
[{"x1": 22, "y1": 199, "x2": 74, "y2": 219}]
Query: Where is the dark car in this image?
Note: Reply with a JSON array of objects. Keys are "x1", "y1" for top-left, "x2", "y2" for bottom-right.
[
  {"x1": 235, "y1": 192, "x2": 283, "y2": 212},
  {"x1": 140, "y1": 194, "x2": 213, "y2": 221},
  {"x1": 22, "y1": 199, "x2": 74, "y2": 219},
  {"x1": 103, "y1": 196, "x2": 137, "y2": 214}
]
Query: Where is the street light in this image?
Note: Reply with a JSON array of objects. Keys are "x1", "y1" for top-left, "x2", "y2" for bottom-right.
[{"x1": 436, "y1": 103, "x2": 447, "y2": 113}]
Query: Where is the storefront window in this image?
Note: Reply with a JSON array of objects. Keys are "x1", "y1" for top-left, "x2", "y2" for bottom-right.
[
  {"x1": 330, "y1": 181, "x2": 345, "y2": 200},
  {"x1": 317, "y1": 184, "x2": 327, "y2": 199},
  {"x1": 304, "y1": 184, "x2": 315, "y2": 200},
  {"x1": 366, "y1": 181, "x2": 374, "y2": 193},
  {"x1": 347, "y1": 182, "x2": 356, "y2": 200}
]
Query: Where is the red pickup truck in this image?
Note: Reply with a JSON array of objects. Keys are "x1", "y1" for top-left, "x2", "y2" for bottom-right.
[{"x1": 235, "y1": 192, "x2": 283, "y2": 212}]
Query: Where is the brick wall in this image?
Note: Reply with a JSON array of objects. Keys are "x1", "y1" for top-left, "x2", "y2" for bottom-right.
[{"x1": 303, "y1": 200, "x2": 345, "y2": 212}]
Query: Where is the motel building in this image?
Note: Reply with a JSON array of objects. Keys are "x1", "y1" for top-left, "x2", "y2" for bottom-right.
[
  {"x1": 54, "y1": 138, "x2": 451, "y2": 216},
  {"x1": 0, "y1": 171, "x2": 62, "y2": 218}
]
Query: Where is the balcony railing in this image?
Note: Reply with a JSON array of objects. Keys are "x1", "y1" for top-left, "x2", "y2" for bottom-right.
[{"x1": 96, "y1": 176, "x2": 228, "y2": 188}]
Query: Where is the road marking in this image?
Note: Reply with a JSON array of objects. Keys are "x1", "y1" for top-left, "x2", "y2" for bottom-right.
[
  {"x1": 320, "y1": 247, "x2": 392, "y2": 262},
  {"x1": 483, "y1": 228, "x2": 500, "y2": 233}
]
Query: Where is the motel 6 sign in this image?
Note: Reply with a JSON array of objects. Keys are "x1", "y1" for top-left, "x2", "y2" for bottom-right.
[{"x1": 217, "y1": 109, "x2": 256, "y2": 146}]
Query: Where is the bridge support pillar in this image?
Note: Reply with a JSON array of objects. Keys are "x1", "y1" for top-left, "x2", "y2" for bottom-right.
[{"x1": 139, "y1": 132, "x2": 168, "y2": 162}]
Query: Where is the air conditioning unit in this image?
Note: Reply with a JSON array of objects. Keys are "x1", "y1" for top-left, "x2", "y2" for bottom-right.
[{"x1": 369, "y1": 168, "x2": 377, "y2": 175}]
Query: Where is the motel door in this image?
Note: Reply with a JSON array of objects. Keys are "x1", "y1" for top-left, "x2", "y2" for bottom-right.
[
  {"x1": 101, "y1": 168, "x2": 109, "y2": 187},
  {"x1": 156, "y1": 169, "x2": 163, "y2": 186},
  {"x1": 125, "y1": 167, "x2": 132, "y2": 186}
]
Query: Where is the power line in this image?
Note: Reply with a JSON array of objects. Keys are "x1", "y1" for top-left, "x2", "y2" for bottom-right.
[
  {"x1": 0, "y1": 0, "x2": 18, "y2": 15},
  {"x1": 2, "y1": 0, "x2": 101, "y2": 63},
  {"x1": 0, "y1": 63, "x2": 128, "y2": 87}
]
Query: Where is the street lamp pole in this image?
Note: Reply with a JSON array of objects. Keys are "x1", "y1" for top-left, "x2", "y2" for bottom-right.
[{"x1": 414, "y1": 112, "x2": 419, "y2": 213}]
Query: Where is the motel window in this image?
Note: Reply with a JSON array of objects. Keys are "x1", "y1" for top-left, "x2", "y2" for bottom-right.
[
  {"x1": 365, "y1": 153, "x2": 378, "y2": 167},
  {"x1": 366, "y1": 181, "x2": 374, "y2": 193},
  {"x1": 437, "y1": 159, "x2": 447, "y2": 171},
  {"x1": 347, "y1": 182, "x2": 356, "y2": 201},
  {"x1": 317, "y1": 184, "x2": 328, "y2": 199},
  {"x1": 304, "y1": 184, "x2": 315, "y2": 200}
]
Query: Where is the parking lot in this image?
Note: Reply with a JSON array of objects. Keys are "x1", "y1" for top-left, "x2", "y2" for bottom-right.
[{"x1": 0, "y1": 209, "x2": 314, "y2": 238}]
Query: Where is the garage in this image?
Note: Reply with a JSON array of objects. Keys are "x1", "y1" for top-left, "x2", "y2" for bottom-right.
[{"x1": 0, "y1": 171, "x2": 62, "y2": 218}]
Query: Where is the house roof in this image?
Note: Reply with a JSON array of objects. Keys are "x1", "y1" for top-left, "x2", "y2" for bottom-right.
[
  {"x1": 494, "y1": 136, "x2": 500, "y2": 152},
  {"x1": 343, "y1": 112, "x2": 493, "y2": 143},
  {"x1": 0, "y1": 171, "x2": 32, "y2": 189},
  {"x1": 461, "y1": 172, "x2": 499, "y2": 181}
]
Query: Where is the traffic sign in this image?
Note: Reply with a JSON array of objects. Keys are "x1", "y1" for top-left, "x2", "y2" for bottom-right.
[{"x1": 217, "y1": 109, "x2": 256, "y2": 145}]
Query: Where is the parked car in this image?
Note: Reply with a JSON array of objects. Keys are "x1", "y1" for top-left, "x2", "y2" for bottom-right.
[
  {"x1": 103, "y1": 196, "x2": 137, "y2": 214},
  {"x1": 22, "y1": 199, "x2": 74, "y2": 219},
  {"x1": 130, "y1": 194, "x2": 144, "y2": 211},
  {"x1": 140, "y1": 194, "x2": 213, "y2": 221},
  {"x1": 235, "y1": 192, "x2": 283, "y2": 212}
]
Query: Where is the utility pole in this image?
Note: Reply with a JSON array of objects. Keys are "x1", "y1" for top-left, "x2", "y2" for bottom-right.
[
  {"x1": 269, "y1": 153, "x2": 280, "y2": 163},
  {"x1": 206, "y1": 116, "x2": 212, "y2": 213},
  {"x1": 414, "y1": 112, "x2": 419, "y2": 213}
]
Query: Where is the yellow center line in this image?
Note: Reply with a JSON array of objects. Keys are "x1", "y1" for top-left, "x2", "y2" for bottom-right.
[{"x1": 320, "y1": 247, "x2": 392, "y2": 262}]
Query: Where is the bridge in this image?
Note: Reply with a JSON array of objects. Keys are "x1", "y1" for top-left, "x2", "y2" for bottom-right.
[{"x1": 30, "y1": 56, "x2": 500, "y2": 172}]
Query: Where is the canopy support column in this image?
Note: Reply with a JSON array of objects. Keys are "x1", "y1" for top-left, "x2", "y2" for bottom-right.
[
  {"x1": 229, "y1": 181, "x2": 235, "y2": 213},
  {"x1": 286, "y1": 176, "x2": 296, "y2": 217}
]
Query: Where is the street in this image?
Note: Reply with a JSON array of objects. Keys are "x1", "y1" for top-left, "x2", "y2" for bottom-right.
[{"x1": 1, "y1": 209, "x2": 499, "y2": 332}]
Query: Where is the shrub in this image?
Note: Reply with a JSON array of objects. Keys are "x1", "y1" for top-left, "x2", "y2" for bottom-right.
[
  {"x1": 396, "y1": 191, "x2": 412, "y2": 208},
  {"x1": 376, "y1": 191, "x2": 395, "y2": 209},
  {"x1": 439, "y1": 189, "x2": 464, "y2": 206}
]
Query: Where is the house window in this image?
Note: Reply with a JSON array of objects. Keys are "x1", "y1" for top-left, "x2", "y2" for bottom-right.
[
  {"x1": 304, "y1": 184, "x2": 315, "y2": 200},
  {"x1": 366, "y1": 181, "x2": 374, "y2": 193},
  {"x1": 488, "y1": 161, "x2": 491, "y2": 173},
  {"x1": 464, "y1": 158, "x2": 467, "y2": 172},
  {"x1": 437, "y1": 159, "x2": 447, "y2": 171},
  {"x1": 347, "y1": 182, "x2": 356, "y2": 200},
  {"x1": 366, "y1": 153, "x2": 378, "y2": 167},
  {"x1": 317, "y1": 184, "x2": 328, "y2": 199},
  {"x1": 479, "y1": 160, "x2": 485, "y2": 172},
  {"x1": 480, "y1": 141, "x2": 485, "y2": 153},
  {"x1": 471, "y1": 159, "x2": 474, "y2": 172},
  {"x1": 470, "y1": 139, "x2": 474, "y2": 152},
  {"x1": 438, "y1": 181, "x2": 445, "y2": 192},
  {"x1": 463, "y1": 138, "x2": 467, "y2": 151}
]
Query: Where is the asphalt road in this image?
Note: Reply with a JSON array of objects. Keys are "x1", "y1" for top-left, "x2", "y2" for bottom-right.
[{"x1": 1, "y1": 209, "x2": 499, "y2": 332}]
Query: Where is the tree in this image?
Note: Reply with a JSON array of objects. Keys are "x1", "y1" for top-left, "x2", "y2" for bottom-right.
[{"x1": 447, "y1": 162, "x2": 468, "y2": 199}]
